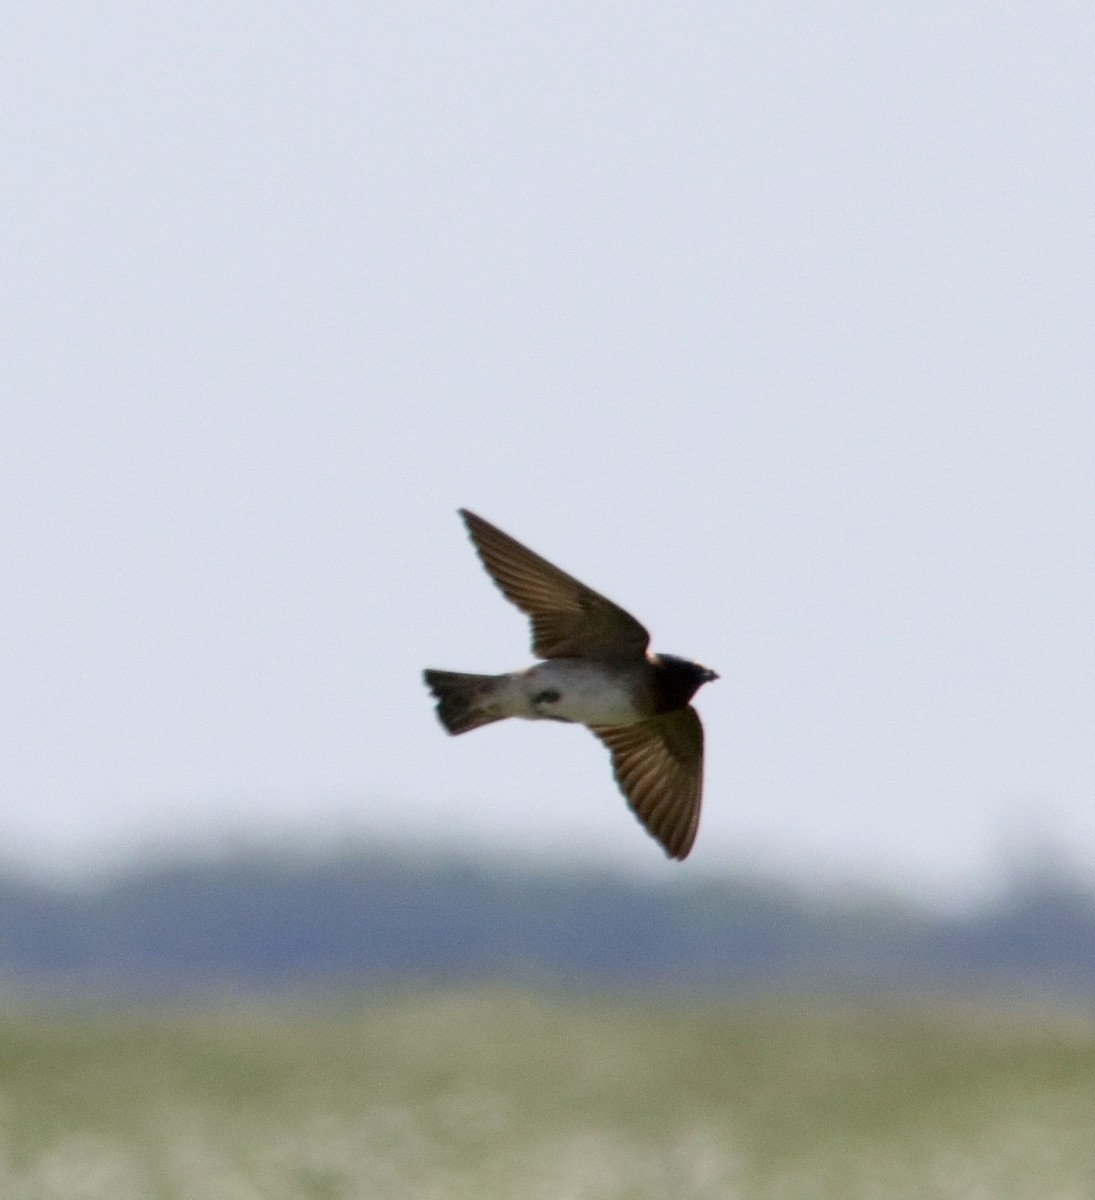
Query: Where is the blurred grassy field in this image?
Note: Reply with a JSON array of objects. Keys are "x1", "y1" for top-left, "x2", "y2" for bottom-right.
[{"x1": 1, "y1": 987, "x2": 1094, "y2": 1198}]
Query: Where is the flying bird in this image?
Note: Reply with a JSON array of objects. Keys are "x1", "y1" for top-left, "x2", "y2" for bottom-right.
[{"x1": 423, "y1": 509, "x2": 717, "y2": 860}]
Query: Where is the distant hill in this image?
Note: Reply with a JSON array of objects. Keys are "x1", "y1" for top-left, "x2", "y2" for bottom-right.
[{"x1": 2, "y1": 849, "x2": 1095, "y2": 997}]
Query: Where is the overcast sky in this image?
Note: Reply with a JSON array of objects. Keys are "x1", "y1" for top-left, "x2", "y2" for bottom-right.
[{"x1": 3, "y1": 3, "x2": 1092, "y2": 901}]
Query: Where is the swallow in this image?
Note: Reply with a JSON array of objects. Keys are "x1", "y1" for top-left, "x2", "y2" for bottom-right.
[{"x1": 423, "y1": 509, "x2": 718, "y2": 860}]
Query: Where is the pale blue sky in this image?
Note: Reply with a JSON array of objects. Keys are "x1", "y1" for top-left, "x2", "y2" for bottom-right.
[{"x1": 3, "y1": 3, "x2": 1092, "y2": 900}]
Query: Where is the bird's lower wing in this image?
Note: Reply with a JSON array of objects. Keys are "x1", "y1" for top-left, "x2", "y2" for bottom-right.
[{"x1": 590, "y1": 707, "x2": 704, "y2": 860}]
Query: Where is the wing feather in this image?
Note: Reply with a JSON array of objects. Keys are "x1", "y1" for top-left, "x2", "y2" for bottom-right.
[
  {"x1": 590, "y1": 707, "x2": 704, "y2": 861},
  {"x1": 460, "y1": 509, "x2": 650, "y2": 662}
]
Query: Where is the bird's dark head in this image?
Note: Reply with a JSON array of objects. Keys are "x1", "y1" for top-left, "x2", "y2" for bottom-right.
[{"x1": 649, "y1": 653, "x2": 719, "y2": 712}]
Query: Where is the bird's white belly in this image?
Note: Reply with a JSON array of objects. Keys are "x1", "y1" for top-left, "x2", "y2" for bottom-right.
[{"x1": 516, "y1": 660, "x2": 645, "y2": 726}]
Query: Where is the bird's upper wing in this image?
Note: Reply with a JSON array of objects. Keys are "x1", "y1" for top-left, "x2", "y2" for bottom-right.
[
  {"x1": 590, "y1": 707, "x2": 704, "y2": 861},
  {"x1": 460, "y1": 509, "x2": 650, "y2": 662}
]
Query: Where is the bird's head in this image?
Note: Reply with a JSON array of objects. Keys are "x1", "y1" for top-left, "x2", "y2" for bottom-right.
[{"x1": 650, "y1": 653, "x2": 719, "y2": 709}]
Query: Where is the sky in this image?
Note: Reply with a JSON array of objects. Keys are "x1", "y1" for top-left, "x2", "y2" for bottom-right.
[{"x1": 3, "y1": 3, "x2": 1092, "y2": 902}]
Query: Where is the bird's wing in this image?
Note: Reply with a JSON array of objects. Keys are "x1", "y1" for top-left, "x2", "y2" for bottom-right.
[
  {"x1": 590, "y1": 707, "x2": 704, "y2": 860},
  {"x1": 460, "y1": 509, "x2": 650, "y2": 661}
]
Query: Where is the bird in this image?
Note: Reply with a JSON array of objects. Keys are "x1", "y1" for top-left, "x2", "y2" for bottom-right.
[{"x1": 423, "y1": 509, "x2": 718, "y2": 860}]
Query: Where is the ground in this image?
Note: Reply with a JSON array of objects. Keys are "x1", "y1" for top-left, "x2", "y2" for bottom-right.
[{"x1": 1, "y1": 987, "x2": 1093, "y2": 1198}]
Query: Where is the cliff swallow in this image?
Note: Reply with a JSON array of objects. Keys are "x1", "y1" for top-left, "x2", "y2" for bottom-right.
[{"x1": 424, "y1": 509, "x2": 717, "y2": 860}]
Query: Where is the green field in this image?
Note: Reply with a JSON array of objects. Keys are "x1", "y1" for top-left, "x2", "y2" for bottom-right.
[{"x1": 1, "y1": 988, "x2": 1093, "y2": 1198}]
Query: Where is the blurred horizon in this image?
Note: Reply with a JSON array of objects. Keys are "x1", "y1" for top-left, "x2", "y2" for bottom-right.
[
  {"x1": 1, "y1": 793, "x2": 1089, "y2": 913},
  {"x1": 3, "y1": 813, "x2": 1094, "y2": 912},
  {"x1": 6, "y1": 838, "x2": 1095, "y2": 1002}
]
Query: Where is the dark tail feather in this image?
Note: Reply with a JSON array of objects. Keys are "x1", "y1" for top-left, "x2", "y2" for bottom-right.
[{"x1": 423, "y1": 669, "x2": 509, "y2": 735}]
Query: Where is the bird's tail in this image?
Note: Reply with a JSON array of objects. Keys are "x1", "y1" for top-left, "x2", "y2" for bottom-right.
[{"x1": 423, "y1": 669, "x2": 511, "y2": 735}]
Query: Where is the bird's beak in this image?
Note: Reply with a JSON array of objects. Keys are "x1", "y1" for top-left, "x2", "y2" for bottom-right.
[{"x1": 704, "y1": 668, "x2": 720, "y2": 682}]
